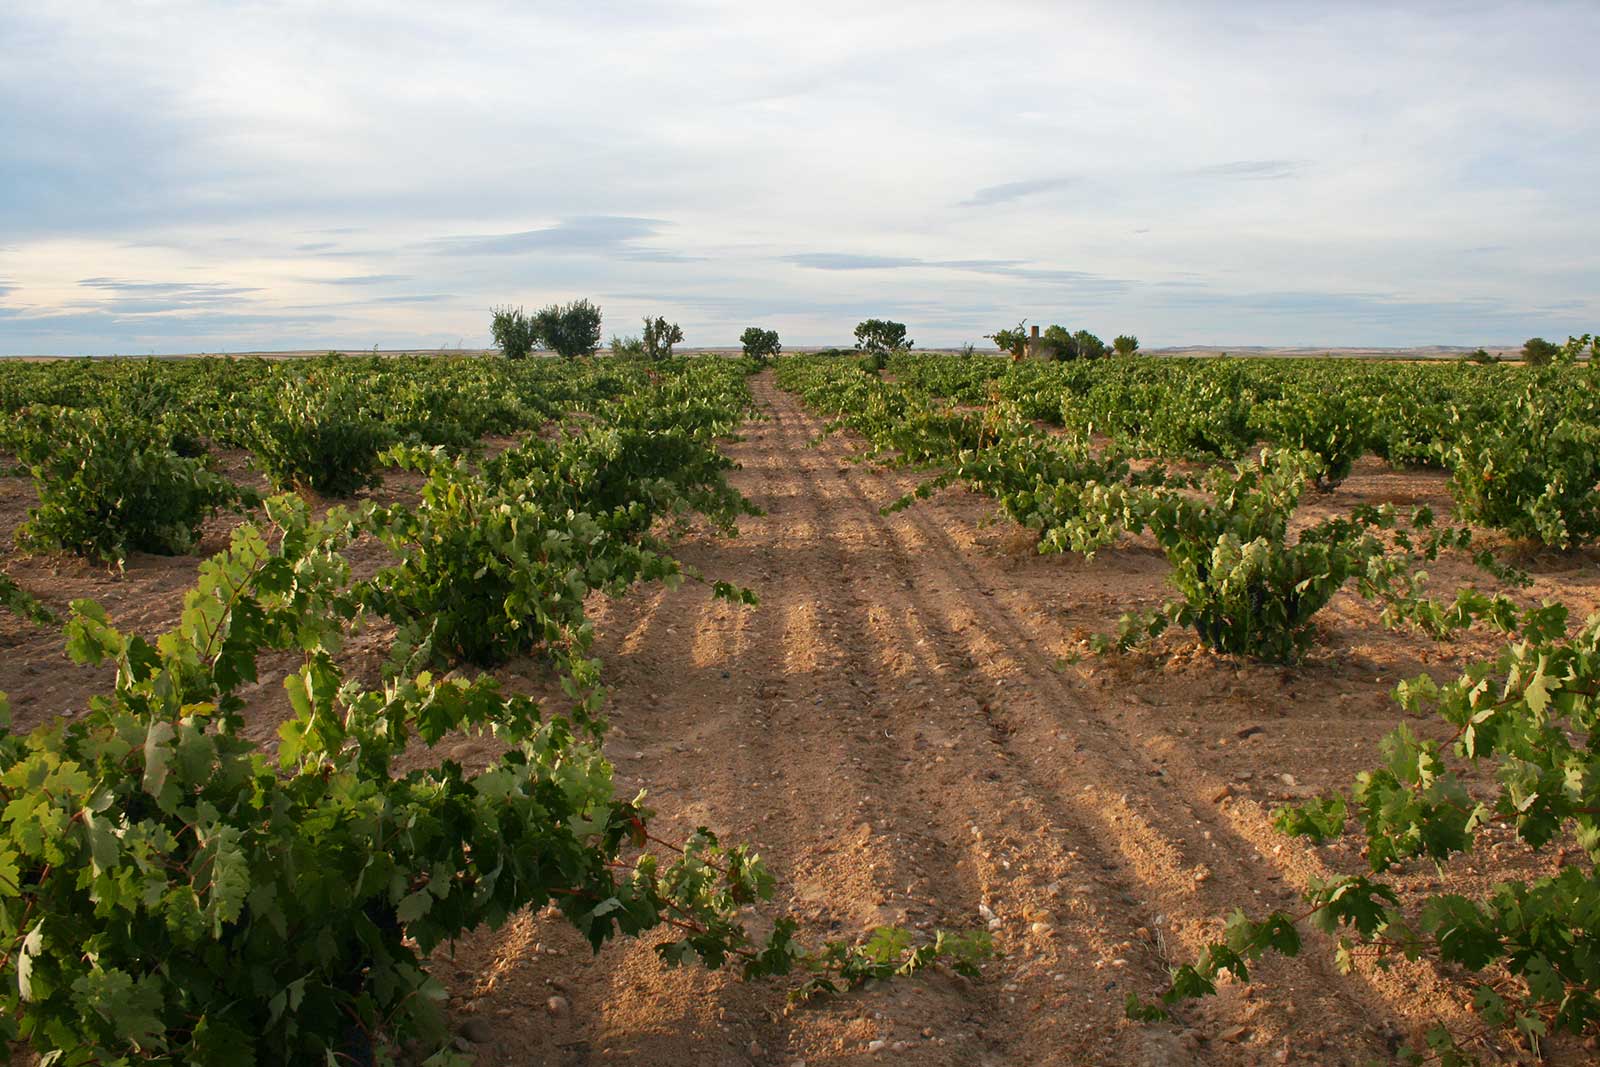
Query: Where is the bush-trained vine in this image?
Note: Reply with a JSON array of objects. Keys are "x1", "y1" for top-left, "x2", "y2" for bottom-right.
[
  {"x1": 1446, "y1": 372, "x2": 1600, "y2": 548},
  {"x1": 8, "y1": 405, "x2": 253, "y2": 564},
  {"x1": 1131, "y1": 603, "x2": 1600, "y2": 1062},
  {"x1": 248, "y1": 374, "x2": 393, "y2": 496}
]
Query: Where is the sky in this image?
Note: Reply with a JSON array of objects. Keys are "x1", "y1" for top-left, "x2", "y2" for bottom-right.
[{"x1": 1, "y1": 0, "x2": 1596, "y2": 355}]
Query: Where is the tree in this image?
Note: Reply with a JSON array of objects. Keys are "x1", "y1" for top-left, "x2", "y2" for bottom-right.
[
  {"x1": 1039, "y1": 325, "x2": 1074, "y2": 360},
  {"x1": 739, "y1": 327, "x2": 782, "y2": 362},
  {"x1": 611, "y1": 333, "x2": 645, "y2": 358},
  {"x1": 535, "y1": 299, "x2": 603, "y2": 359},
  {"x1": 1072, "y1": 329, "x2": 1109, "y2": 360},
  {"x1": 1522, "y1": 336, "x2": 1560, "y2": 366},
  {"x1": 490, "y1": 305, "x2": 539, "y2": 360},
  {"x1": 1113, "y1": 334, "x2": 1140, "y2": 357},
  {"x1": 642, "y1": 316, "x2": 685, "y2": 361},
  {"x1": 854, "y1": 319, "x2": 912, "y2": 356},
  {"x1": 987, "y1": 321, "x2": 1028, "y2": 360}
]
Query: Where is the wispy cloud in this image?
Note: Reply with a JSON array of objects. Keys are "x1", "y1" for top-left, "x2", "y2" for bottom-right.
[
  {"x1": 1187, "y1": 159, "x2": 1303, "y2": 180},
  {"x1": 783, "y1": 253, "x2": 922, "y2": 270},
  {"x1": 324, "y1": 274, "x2": 411, "y2": 286},
  {"x1": 960, "y1": 176, "x2": 1078, "y2": 208},
  {"x1": 429, "y1": 216, "x2": 671, "y2": 257},
  {"x1": 785, "y1": 253, "x2": 1129, "y2": 296}
]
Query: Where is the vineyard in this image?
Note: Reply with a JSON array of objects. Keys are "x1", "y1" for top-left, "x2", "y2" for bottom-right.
[{"x1": 2, "y1": 347, "x2": 1600, "y2": 1065}]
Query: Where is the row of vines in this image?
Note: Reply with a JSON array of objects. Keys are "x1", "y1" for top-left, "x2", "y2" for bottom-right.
[
  {"x1": 777, "y1": 349, "x2": 1600, "y2": 1063},
  {"x1": 0, "y1": 355, "x2": 985, "y2": 1065}
]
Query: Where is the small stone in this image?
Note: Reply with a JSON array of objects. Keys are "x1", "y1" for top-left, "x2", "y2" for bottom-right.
[
  {"x1": 747, "y1": 1040, "x2": 762, "y2": 1057},
  {"x1": 458, "y1": 1017, "x2": 494, "y2": 1044},
  {"x1": 1236, "y1": 724, "x2": 1265, "y2": 739},
  {"x1": 1279, "y1": 773, "x2": 1297, "y2": 787},
  {"x1": 867, "y1": 1039, "x2": 887, "y2": 1052},
  {"x1": 1218, "y1": 1025, "x2": 1250, "y2": 1043},
  {"x1": 546, "y1": 995, "x2": 571, "y2": 1018},
  {"x1": 1193, "y1": 867, "x2": 1212, "y2": 884},
  {"x1": 1029, "y1": 921, "x2": 1053, "y2": 938},
  {"x1": 891, "y1": 1041, "x2": 911, "y2": 1052},
  {"x1": 1211, "y1": 784, "x2": 1234, "y2": 803}
]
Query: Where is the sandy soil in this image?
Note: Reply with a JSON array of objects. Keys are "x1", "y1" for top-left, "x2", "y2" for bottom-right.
[{"x1": 4, "y1": 372, "x2": 1600, "y2": 1065}]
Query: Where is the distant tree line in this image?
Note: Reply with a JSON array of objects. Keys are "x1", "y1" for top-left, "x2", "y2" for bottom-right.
[{"x1": 492, "y1": 307, "x2": 1599, "y2": 367}]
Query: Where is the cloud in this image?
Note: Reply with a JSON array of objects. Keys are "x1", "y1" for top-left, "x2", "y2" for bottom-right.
[
  {"x1": 1187, "y1": 159, "x2": 1302, "y2": 180},
  {"x1": 324, "y1": 274, "x2": 411, "y2": 286},
  {"x1": 75, "y1": 277, "x2": 261, "y2": 304},
  {"x1": 960, "y1": 176, "x2": 1079, "y2": 208},
  {"x1": 785, "y1": 253, "x2": 1129, "y2": 296},
  {"x1": 783, "y1": 253, "x2": 922, "y2": 270},
  {"x1": 428, "y1": 217, "x2": 673, "y2": 258}
]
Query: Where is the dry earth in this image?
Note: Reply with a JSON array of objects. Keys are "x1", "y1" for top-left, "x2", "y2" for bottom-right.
[{"x1": 4, "y1": 371, "x2": 1600, "y2": 1065}]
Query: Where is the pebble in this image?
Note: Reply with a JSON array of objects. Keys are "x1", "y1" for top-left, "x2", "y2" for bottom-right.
[
  {"x1": 1218, "y1": 1024, "x2": 1251, "y2": 1043},
  {"x1": 1029, "y1": 922, "x2": 1053, "y2": 938},
  {"x1": 867, "y1": 1039, "x2": 887, "y2": 1052},
  {"x1": 747, "y1": 1040, "x2": 761, "y2": 1057},
  {"x1": 546, "y1": 995, "x2": 570, "y2": 1018},
  {"x1": 1211, "y1": 784, "x2": 1234, "y2": 803},
  {"x1": 458, "y1": 1017, "x2": 494, "y2": 1044},
  {"x1": 1279, "y1": 773, "x2": 1297, "y2": 787}
]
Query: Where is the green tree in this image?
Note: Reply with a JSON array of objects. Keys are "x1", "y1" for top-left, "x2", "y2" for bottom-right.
[
  {"x1": 611, "y1": 333, "x2": 645, "y2": 358},
  {"x1": 642, "y1": 316, "x2": 685, "y2": 360},
  {"x1": 987, "y1": 321, "x2": 1029, "y2": 360},
  {"x1": 1522, "y1": 336, "x2": 1560, "y2": 365},
  {"x1": 1039, "y1": 325, "x2": 1074, "y2": 360},
  {"x1": 490, "y1": 305, "x2": 539, "y2": 360},
  {"x1": 854, "y1": 319, "x2": 912, "y2": 356},
  {"x1": 1112, "y1": 334, "x2": 1140, "y2": 356},
  {"x1": 536, "y1": 299, "x2": 604, "y2": 359},
  {"x1": 739, "y1": 327, "x2": 782, "y2": 362},
  {"x1": 1072, "y1": 330, "x2": 1109, "y2": 360}
]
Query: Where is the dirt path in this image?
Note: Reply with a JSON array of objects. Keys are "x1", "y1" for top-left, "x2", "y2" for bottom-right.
[{"x1": 435, "y1": 372, "x2": 1526, "y2": 1066}]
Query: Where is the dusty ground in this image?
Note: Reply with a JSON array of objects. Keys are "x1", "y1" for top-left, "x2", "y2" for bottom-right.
[{"x1": 4, "y1": 371, "x2": 1600, "y2": 1065}]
